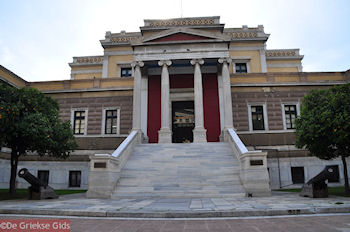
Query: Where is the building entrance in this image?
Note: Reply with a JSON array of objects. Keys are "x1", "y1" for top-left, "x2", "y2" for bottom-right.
[{"x1": 172, "y1": 101, "x2": 194, "y2": 143}]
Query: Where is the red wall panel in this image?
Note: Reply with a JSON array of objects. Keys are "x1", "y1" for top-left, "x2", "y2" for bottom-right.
[
  {"x1": 147, "y1": 75, "x2": 161, "y2": 143},
  {"x1": 202, "y1": 74, "x2": 221, "y2": 142},
  {"x1": 170, "y1": 74, "x2": 193, "y2": 88}
]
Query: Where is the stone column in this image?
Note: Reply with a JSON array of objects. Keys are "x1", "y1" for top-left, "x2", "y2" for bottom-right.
[
  {"x1": 218, "y1": 58, "x2": 234, "y2": 133},
  {"x1": 190, "y1": 59, "x2": 207, "y2": 143},
  {"x1": 158, "y1": 60, "x2": 172, "y2": 143},
  {"x1": 131, "y1": 61, "x2": 144, "y2": 131}
]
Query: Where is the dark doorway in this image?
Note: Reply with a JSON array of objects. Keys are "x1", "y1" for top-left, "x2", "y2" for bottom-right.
[{"x1": 172, "y1": 101, "x2": 194, "y2": 143}]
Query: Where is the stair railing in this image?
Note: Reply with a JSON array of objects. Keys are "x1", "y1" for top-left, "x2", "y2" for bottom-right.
[
  {"x1": 86, "y1": 130, "x2": 141, "y2": 198},
  {"x1": 227, "y1": 128, "x2": 271, "y2": 197}
]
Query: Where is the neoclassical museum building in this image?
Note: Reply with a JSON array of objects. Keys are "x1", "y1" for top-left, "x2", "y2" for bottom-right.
[{"x1": 1, "y1": 16, "x2": 349, "y2": 197}]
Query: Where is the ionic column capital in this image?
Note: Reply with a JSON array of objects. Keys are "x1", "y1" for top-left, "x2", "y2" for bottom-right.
[
  {"x1": 218, "y1": 57, "x2": 232, "y2": 64},
  {"x1": 131, "y1": 61, "x2": 144, "y2": 68},
  {"x1": 158, "y1": 60, "x2": 172, "y2": 67},
  {"x1": 190, "y1": 59, "x2": 204, "y2": 66}
]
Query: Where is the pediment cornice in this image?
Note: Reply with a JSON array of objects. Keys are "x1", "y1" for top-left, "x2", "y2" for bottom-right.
[{"x1": 140, "y1": 27, "x2": 230, "y2": 44}]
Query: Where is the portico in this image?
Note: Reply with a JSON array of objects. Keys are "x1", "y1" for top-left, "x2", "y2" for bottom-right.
[{"x1": 132, "y1": 55, "x2": 234, "y2": 143}]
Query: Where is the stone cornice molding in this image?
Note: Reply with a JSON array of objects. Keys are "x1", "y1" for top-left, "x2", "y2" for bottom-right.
[
  {"x1": 142, "y1": 27, "x2": 228, "y2": 44},
  {"x1": 158, "y1": 60, "x2": 172, "y2": 67},
  {"x1": 131, "y1": 61, "x2": 144, "y2": 68},
  {"x1": 190, "y1": 59, "x2": 204, "y2": 66},
  {"x1": 0, "y1": 65, "x2": 28, "y2": 86}
]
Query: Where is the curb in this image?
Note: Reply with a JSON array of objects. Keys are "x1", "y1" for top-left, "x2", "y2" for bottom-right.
[{"x1": 0, "y1": 207, "x2": 349, "y2": 218}]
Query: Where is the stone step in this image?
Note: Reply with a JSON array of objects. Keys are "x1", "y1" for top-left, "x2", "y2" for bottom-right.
[
  {"x1": 114, "y1": 186, "x2": 244, "y2": 192},
  {"x1": 111, "y1": 192, "x2": 245, "y2": 199},
  {"x1": 115, "y1": 186, "x2": 245, "y2": 193},
  {"x1": 118, "y1": 176, "x2": 242, "y2": 183},
  {"x1": 120, "y1": 170, "x2": 240, "y2": 177}
]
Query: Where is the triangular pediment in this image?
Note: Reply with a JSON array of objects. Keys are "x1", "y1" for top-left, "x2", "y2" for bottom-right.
[
  {"x1": 142, "y1": 28, "x2": 227, "y2": 43},
  {"x1": 151, "y1": 33, "x2": 210, "y2": 42}
]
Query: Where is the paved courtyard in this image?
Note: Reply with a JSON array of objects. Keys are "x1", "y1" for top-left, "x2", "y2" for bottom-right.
[{"x1": 0, "y1": 192, "x2": 349, "y2": 218}]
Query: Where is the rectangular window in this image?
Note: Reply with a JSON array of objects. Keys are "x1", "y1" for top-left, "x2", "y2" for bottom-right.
[
  {"x1": 69, "y1": 171, "x2": 81, "y2": 187},
  {"x1": 121, "y1": 67, "x2": 132, "y2": 77},
  {"x1": 284, "y1": 105, "x2": 297, "y2": 129},
  {"x1": 73, "y1": 111, "x2": 85, "y2": 135},
  {"x1": 235, "y1": 63, "x2": 247, "y2": 73},
  {"x1": 326, "y1": 165, "x2": 340, "y2": 183},
  {"x1": 251, "y1": 106, "x2": 265, "y2": 130},
  {"x1": 38, "y1": 170, "x2": 49, "y2": 186},
  {"x1": 291, "y1": 167, "x2": 304, "y2": 184},
  {"x1": 105, "y1": 109, "x2": 118, "y2": 134}
]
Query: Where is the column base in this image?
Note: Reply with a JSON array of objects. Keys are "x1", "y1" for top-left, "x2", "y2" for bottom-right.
[
  {"x1": 193, "y1": 127, "x2": 207, "y2": 143},
  {"x1": 158, "y1": 128, "x2": 172, "y2": 143}
]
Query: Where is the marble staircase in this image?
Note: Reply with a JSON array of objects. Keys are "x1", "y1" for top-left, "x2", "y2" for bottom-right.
[{"x1": 112, "y1": 142, "x2": 245, "y2": 198}]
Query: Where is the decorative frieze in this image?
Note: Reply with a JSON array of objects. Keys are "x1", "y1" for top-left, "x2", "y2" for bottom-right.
[
  {"x1": 266, "y1": 50, "x2": 296, "y2": 57},
  {"x1": 110, "y1": 36, "x2": 139, "y2": 43},
  {"x1": 148, "y1": 19, "x2": 215, "y2": 27},
  {"x1": 266, "y1": 49, "x2": 304, "y2": 60},
  {"x1": 73, "y1": 56, "x2": 104, "y2": 64},
  {"x1": 231, "y1": 32, "x2": 258, "y2": 39}
]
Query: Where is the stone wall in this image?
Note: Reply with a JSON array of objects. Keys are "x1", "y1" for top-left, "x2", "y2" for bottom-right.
[
  {"x1": 238, "y1": 132, "x2": 296, "y2": 146},
  {"x1": 232, "y1": 90, "x2": 308, "y2": 131},
  {"x1": 57, "y1": 96, "x2": 133, "y2": 135},
  {"x1": 75, "y1": 137, "x2": 125, "y2": 150}
]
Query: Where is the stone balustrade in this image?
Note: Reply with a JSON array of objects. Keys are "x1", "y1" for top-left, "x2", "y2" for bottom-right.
[
  {"x1": 227, "y1": 128, "x2": 271, "y2": 197},
  {"x1": 86, "y1": 130, "x2": 141, "y2": 198}
]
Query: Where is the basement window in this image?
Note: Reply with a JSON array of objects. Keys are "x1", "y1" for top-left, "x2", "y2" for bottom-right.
[
  {"x1": 326, "y1": 165, "x2": 340, "y2": 183},
  {"x1": 69, "y1": 171, "x2": 81, "y2": 187},
  {"x1": 38, "y1": 170, "x2": 49, "y2": 185},
  {"x1": 291, "y1": 167, "x2": 304, "y2": 184}
]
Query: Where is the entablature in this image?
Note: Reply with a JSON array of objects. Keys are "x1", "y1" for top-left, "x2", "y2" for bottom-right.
[{"x1": 133, "y1": 42, "x2": 229, "y2": 61}]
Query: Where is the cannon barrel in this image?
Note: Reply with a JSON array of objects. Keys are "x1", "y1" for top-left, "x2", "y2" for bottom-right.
[
  {"x1": 18, "y1": 168, "x2": 46, "y2": 188},
  {"x1": 18, "y1": 168, "x2": 58, "y2": 200},
  {"x1": 306, "y1": 166, "x2": 336, "y2": 185}
]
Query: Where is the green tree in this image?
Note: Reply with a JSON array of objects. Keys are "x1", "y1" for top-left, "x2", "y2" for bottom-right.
[
  {"x1": 0, "y1": 83, "x2": 77, "y2": 196},
  {"x1": 295, "y1": 84, "x2": 350, "y2": 196}
]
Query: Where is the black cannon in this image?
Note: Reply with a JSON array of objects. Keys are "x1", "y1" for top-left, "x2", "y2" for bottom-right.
[
  {"x1": 18, "y1": 168, "x2": 58, "y2": 200},
  {"x1": 300, "y1": 166, "x2": 337, "y2": 198}
]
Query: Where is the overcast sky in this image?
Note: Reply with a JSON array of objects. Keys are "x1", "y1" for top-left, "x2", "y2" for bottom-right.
[{"x1": 0, "y1": 0, "x2": 349, "y2": 82}]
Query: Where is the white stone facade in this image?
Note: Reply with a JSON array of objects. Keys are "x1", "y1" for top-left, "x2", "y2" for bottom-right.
[
  {"x1": 268, "y1": 156, "x2": 350, "y2": 190},
  {"x1": 0, "y1": 159, "x2": 89, "y2": 190}
]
